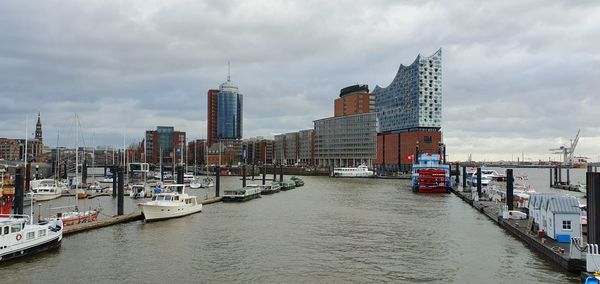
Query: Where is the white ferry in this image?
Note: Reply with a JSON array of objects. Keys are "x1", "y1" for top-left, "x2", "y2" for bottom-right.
[
  {"x1": 139, "y1": 184, "x2": 202, "y2": 221},
  {"x1": 331, "y1": 164, "x2": 374, "y2": 178},
  {"x1": 222, "y1": 184, "x2": 262, "y2": 202},
  {"x1": 0, "y1": 214, "x2": 63, "y2": 262}
]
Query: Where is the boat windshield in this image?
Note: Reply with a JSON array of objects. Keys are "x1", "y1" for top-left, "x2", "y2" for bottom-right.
[{"x1": 153, "y1": 195, "x2": 172, "y2": 201}]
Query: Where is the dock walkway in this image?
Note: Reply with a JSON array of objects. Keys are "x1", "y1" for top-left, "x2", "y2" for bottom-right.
[
  {"x1": 63, "y1": 196, "x2": 222, "y2": 236},
  {"x1": 451, "y1": 187, "x2": 585, "y2": 272}
]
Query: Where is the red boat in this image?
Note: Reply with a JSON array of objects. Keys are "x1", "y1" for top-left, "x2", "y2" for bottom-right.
[
  {"x1": 411, "y1": 154, "x2": 452, "y2": 193},
  {"x1": 0, "y1": 187, "x2": 15, "y2": 214}
]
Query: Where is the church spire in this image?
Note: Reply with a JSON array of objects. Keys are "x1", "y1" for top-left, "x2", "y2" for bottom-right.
[{"x1": 35, "y1": 112, "x2": 42, "y2": 143}]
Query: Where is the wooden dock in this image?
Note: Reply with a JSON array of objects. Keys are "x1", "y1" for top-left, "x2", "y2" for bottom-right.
[
  {"x1": 451, "y1": 187, "x2": 585, "y2": 272},
  {"x1": 63, "y1": 196, "x2": 223, "y2": 236}
]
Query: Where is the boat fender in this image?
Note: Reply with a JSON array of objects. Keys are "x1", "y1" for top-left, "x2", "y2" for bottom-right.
[{"x1": 16, "y1": 233, "x2": 22, "y2": 241}]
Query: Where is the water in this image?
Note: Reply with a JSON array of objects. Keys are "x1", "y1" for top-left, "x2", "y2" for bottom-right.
[{"x1": 1, "y1": 173, "x2": 580, "y2": 283}]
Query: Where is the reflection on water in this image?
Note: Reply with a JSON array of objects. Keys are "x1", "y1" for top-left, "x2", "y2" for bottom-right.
[{"x1": 1, "y1": 173, "x2": 579, "y2": 283}]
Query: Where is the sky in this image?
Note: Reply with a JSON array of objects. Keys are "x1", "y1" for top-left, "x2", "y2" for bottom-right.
[{"x1": 0, "y1": 0, "x2": 599, "y2": 162}]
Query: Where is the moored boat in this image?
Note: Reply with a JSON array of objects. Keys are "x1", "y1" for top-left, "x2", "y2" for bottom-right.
[
  {"x1": 222, "y1": 185, "x2": 262, "y2": 202},
  {"x1": 331, "y1": 164, "x2": 374, "y2": 178},
  {"x1": 139, "y1": 184, "x2": 202, "y2": 221},
  {"x1": 411, "y1": 153, "x2": 451, "y2": 193},
  {"x1": 31, "y1": 179, "x2": 64, "y2": 201},
  {"x1": 280, "y1": 181, "x2": 295, "y2": 190},
  {"x1": 290, "y1": 176, "x2": 304, "y2": 187},
  {"x1": 0, "y1": 214, "x2": 63, "y2": 262},
  {"x1": 260, "y1": 182, "x2": 281, "y2": 195}
]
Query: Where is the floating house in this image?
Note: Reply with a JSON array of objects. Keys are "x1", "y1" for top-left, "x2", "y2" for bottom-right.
[
  {"x1": 528, "y1": 193, "x2": 558, "y2": 231},
  {"x1": 540, "y1": 196, "x2": 581, "y2": 242}
]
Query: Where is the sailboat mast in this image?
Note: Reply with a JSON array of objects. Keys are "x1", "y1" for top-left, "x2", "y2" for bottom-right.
[
  {"x1": 75, "y1": 114, "x2": 79, "y2": 198},
  {"x1": 24, "y1": 114, "x2": 28, "y2": 165}
]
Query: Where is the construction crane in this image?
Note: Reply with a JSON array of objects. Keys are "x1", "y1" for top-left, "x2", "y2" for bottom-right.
[{"x1": 549, "y1": 129, "x2": 580, "y2": 165}]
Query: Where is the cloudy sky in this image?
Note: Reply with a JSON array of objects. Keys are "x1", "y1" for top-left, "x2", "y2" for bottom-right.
[{"x1": 1, "y1": 0, "x2": 599, "y2": 162}]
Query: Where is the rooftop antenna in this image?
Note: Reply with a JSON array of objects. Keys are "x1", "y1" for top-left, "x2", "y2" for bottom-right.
[{"x1": 227, "y1": 60, "x2": 231, "y2": 81}]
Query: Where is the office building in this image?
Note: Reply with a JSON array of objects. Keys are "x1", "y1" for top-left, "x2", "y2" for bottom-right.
[
  {"x1": 145, "y1": 126, "x2": 186, "y2": 166},
  {"x1": 334, "y1": 84, "x2": 375, "y2": 117}
]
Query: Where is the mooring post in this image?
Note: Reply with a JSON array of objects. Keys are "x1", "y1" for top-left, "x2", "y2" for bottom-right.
[
  {"x1": 242, "y1": 164, "x2": 246, "y2": 187},
  {"x1": 111, "y1": 166, "x2": 117, "y2": 198},
  {"x1": 176, "y1": 165, "x2": 184, "y2": 184},
  {"x1": 279, "y1": 164, "x2": 283, "y2": 182},
  {"x1": 476, "y1": 167, "x2": 482, "y2": 196},
  {"x1": 273, "y1": 164, "x2": 276, "y2": 181},
  {"x1": 558, "y1": 165, "x2": 562, "y2": 184},
  {"x1": 587, "y1": 172, "x2": 600, "y2": 245},
  {"x1": 455, "y1": 163, "x2": 459, "y2": 185},
  {"x1": 506, "y1": 169, "x2": 514, "y2": 211},
  {"x1": 462, "y1": 166, "x2": 467, "y2": 189},
  {"x1": 262, "y1": 164, "x2": 266, "y2": 185},
  {"x1": 251, "y1": 164, "x2": 255, "y2": 181},
  {"x1": 14, "y1": 167, "x2": 24, "y2": 215},
  {"x1": 554, "y1": 167, "x2": 558, "y2": 185},
  {"x1": 549, "y1": 168, "x2": 553, "y2": 187},
  {"x1": 82, "y1": 159, "x2": 87, "y2": 185},
  {"x1": 63, "y1": 161, "x2": 68, "y2": 180},
  {"x1": 25, "y1": 163, "x2": 31, "y2": 194},
  {"x1": 215, "y1": 166, "x2": 220, "y2": 197},
  {"x1": 567, "y1": 167, "x2": 570, "y2": 185},
  {"x1": 117, "y1": 166, "x2": 124, "y2": 216}
]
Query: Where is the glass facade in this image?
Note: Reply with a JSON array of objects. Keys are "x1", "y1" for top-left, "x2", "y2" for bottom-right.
[
  {"x1": 313, "y1": 113, "x2": 377, "y2": 167},
  {"x1": 156, "y1": 126, "x2": 174, "y2": 152},
  {"x1": 216, "y1": 79, "x2": 243, "y2": 140},
  {"x1": 374, "y1": 49, "x2": 442, "y2": 133}
]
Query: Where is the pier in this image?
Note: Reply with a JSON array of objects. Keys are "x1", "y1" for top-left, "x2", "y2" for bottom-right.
[{"x1": 451, "y1": 186, "x2": 585, "y2": 272}]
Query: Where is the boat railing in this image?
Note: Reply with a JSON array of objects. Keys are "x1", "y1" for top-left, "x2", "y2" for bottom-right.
[{"x1": 0, "y1": 214, "x2": 30, "y2": 221}]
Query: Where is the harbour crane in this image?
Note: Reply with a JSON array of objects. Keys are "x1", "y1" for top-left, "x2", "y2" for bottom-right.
[{"x1": 549, "y1": 129, "x2": 580, "y2": 165}]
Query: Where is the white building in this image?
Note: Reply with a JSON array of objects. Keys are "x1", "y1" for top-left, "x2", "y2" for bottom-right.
[{"x1": 540, "y1": 196, "x2": 581, "y2": 241}]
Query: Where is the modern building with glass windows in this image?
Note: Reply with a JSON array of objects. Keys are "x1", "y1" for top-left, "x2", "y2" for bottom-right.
[
  {"x1": 217, "y1": 77, "x2": 243, "y2": 140},
  {"x1": 374, "y1": 48, "x2": 442, "y2": 133},
  {"x1": 313, "y1": 113, "x2": 377, "y2": 167}
]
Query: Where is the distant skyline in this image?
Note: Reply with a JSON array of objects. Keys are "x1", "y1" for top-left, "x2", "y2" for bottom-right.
[{"x1": 0, "y1": 1, "x2": 598, "y2": 162}]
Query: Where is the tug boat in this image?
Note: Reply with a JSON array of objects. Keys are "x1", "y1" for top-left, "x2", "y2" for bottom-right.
[
  {"x1": 0, "y1": 214, "x2": 63, "y2": 262},
  {"x1": 411, "y1": 153, "x2": 451, "y2": 193}
]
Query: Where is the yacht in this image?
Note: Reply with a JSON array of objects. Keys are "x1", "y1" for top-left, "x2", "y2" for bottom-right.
[
  {"x1": 129, "y1": 184, "x2": 148, "y2": 198},
  {"x1": 331, "y1": 164, "x2": 374, "y2": 178},
  {"x1": 467, "y1": 169, "x2": 500, "y2": 187},
  {"x1": 139, "y1": 184, "x2": 202, "y2": 221},
  {"x1": 0, "y1": 214, "x2": 63, "y2": 262},
  {"x1": 31, "y1": 179, "x2": 64, "y2": 201}
]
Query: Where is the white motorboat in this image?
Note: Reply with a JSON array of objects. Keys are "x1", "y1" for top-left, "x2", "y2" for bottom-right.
[
  {"x1": 189, "y1": 178, "x2": 202, "y2": 189},
  {"x1": 31, "y1": 179, "x2": 64, "y2": 201},
  {"x1": 0, "y1": 214, "x2": 63, "y2": 262},
  {"x1": 467, "y1": 169, "x2": 500, "y2": 187},
  {"x1": 201, "y1": 177, "x2": 214, "y2": 188},
  {"x1": 331, "y1": 164, "x2": 374, "y2": 178},
  {"x1": 129, "y1": 184, "x2": 148, "y2": 198},
  {"x1": 139, "y1": 184, "x2": 202, "y2": 221}
]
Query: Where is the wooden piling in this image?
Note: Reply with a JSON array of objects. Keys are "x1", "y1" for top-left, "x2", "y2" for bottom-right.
[
  {"x1": 476, "y1": 167, "x2": 482, "y2": 196},
  {"x1": 587, "y1": 172, "x2": 600, "y2": 245},
  {"x1": 506, "y1": 169, "x2": 514, "y2": 211}
]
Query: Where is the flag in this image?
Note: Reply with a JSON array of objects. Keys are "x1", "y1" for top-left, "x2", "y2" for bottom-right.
[{"x1": 407, "y1": 155, "x2": 413, "y2": 161}]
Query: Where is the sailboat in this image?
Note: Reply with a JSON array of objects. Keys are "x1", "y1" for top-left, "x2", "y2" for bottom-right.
[{"x1": 47, "y1": 114, "x2": 101, "y2": 226}]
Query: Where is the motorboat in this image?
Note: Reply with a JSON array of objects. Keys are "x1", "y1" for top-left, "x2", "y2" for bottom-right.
[
  {"x1": 0, "y1": 214, "x2": 63, "y2": 262},
  {"x1": 49, "y1": 208, "x2": 100, "y2": 226},
  {"x1": 467, "y1": 169, "x2": 500, "y2": 187},
  {"x1": 31, "y1": 179, "x2": 64, "y2": 201},
  {"x1": 331, "y1": 164, "x2": 374, "y2": 177},
  {"x1": 202, "y1": 177, "x2": 214, "y2": 188},
  {"x1": 189, "y1": 178, "x2": 202, "y2": 189},
  {"x1": 290, "y1": 176, "x2": 304, "y2": 187},
  {"x1": 139, "y1": 184, "x2": 202, "y2": 221},
  {"x1": 260, "y1": 182, "x2": 281, "y2": 195},
  {"x1": 183, "y1": 173, "x2": 194, "y2": 184},
  {"x1": 222, "y1": 184, "x2": 262, "y2": 202},
  {"x1": 129, "y1": 184, "x2": 149, "y2": 199}
]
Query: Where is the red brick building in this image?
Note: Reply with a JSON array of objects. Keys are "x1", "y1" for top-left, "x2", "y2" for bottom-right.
[
  {"x1": 207, "y1": 89, "x2": 219, "y2": 148},
  {"x1": 334, "y1": 84, "x2": 374, "y2": 117},
  {"x1": 376, "y1": 130, "x2": 442, "y2": 172}
]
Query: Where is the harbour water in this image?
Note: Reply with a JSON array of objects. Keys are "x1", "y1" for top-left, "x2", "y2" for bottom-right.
[{"x1": 1, "y1": 170, "x2": 582, "y2": 283}]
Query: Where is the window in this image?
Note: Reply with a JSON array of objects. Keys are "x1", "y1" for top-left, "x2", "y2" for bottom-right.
[
  {"x1": 424, "y1": 136, "x2": 433, "y2": 143},
  {"x1": 38, "y1": 229, "x2": 46, "y2": 237},
  {"x1": 11, "y1": 224, "x2": 21, "y2": 233},
  {"x1": 27, "y1": 231, "x2": 35, "y2": 240},
  {"x1": 563, "y1": 220, "x2": 572, "y2": 231}
]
